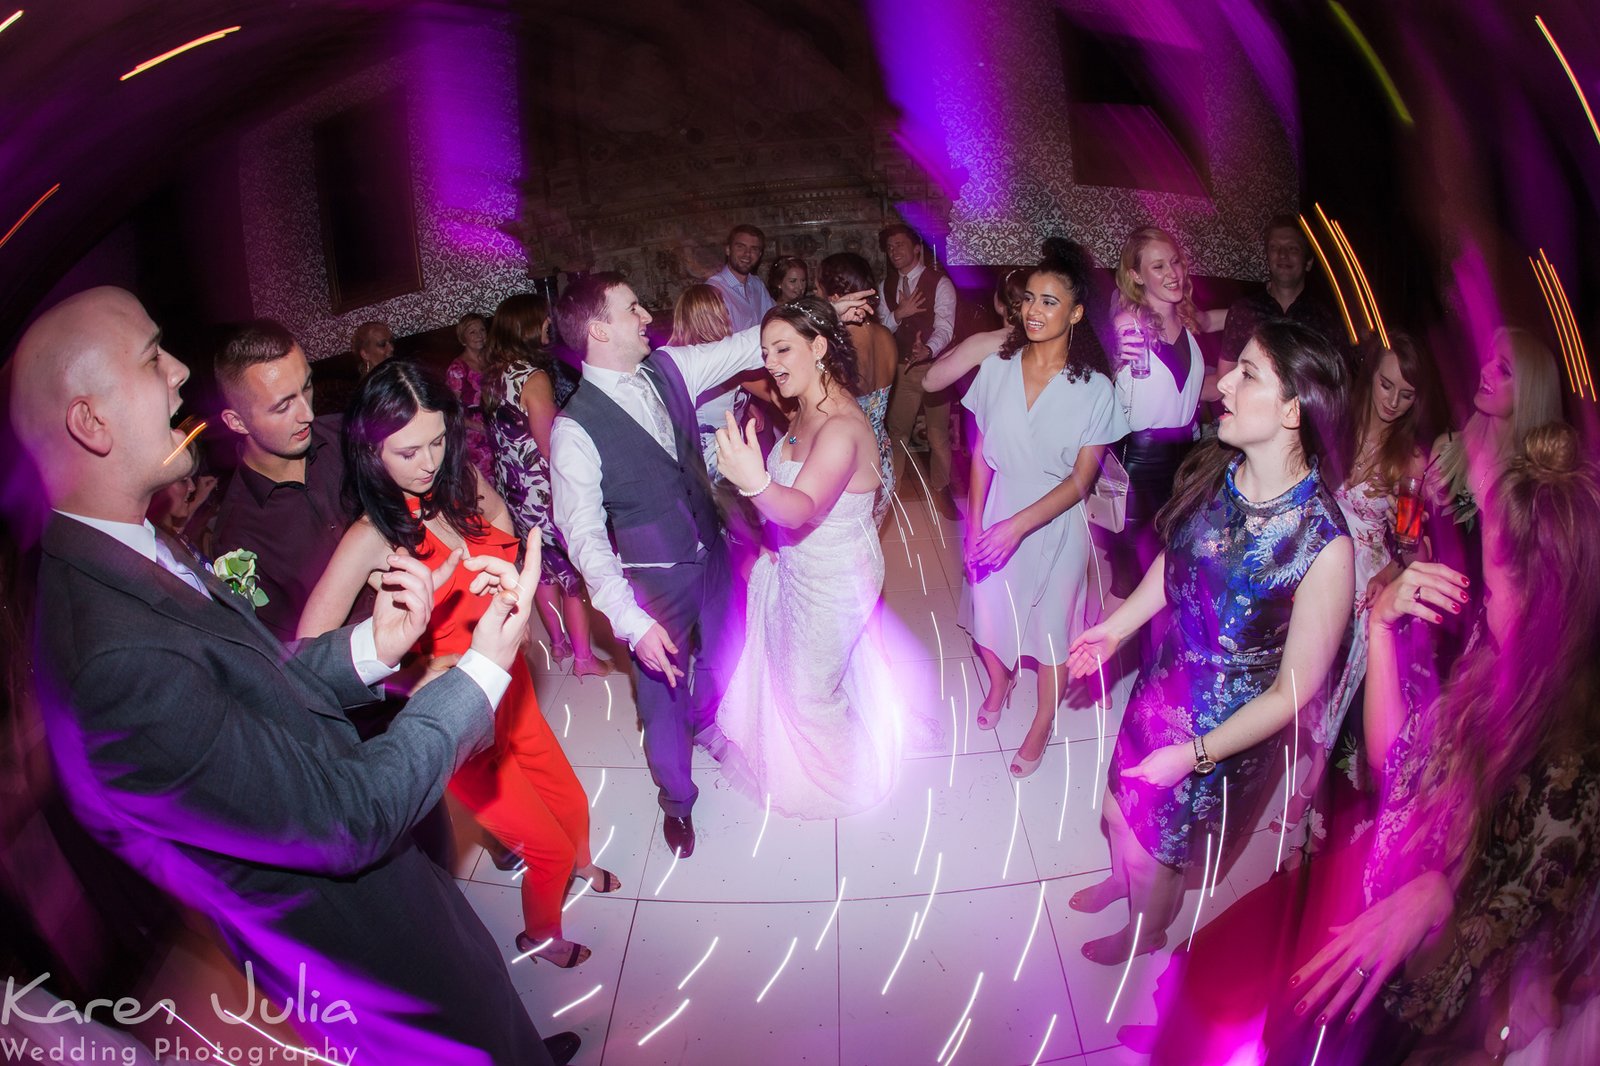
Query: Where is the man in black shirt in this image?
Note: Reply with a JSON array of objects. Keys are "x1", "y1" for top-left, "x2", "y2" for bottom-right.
[
  {"x1": 211, "y1": 321, "x2": 350, "y2": 642},
  {"x1": 1209, "y1": 214, "x2": 1346, "y2": 400}
]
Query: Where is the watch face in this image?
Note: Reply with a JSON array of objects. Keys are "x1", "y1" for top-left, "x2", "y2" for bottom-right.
[{"x1": 1194, "y1": 759, "x2": 1217, "y2": 775}]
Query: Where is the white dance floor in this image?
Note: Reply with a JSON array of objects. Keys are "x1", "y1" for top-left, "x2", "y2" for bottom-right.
[{"x1": 456, "y1": 475, "x2": 1286, "y2": 1065}]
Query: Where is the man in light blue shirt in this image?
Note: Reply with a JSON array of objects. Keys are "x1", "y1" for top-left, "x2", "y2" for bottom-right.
[{"x1": 706, "y1": 223, "x2": 774, "y2": 331}]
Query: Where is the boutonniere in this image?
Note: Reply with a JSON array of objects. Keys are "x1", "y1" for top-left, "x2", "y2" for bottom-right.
[{"x1": 211, "y1": 549, "x2": 270, "y2": 607}]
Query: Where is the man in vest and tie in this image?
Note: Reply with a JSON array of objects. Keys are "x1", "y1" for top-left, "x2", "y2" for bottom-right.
[
  {"x1": 550, "y1": 273, "x2": 872, "y2": 858},
  {"x1": 878, "y1": 223, "x2": 960, "y2": 520}
]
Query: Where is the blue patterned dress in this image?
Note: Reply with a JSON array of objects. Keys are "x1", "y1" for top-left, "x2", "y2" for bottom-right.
[
  {"x1": 1109, "y1": 453, "x2": 1350, "y2": 868},
  {"x1": 856, "y1": 385, "x2": 893, "y2": 519}
]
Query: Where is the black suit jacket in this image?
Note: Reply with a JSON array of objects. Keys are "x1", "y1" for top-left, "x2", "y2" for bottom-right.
[{"x1": 35, "y1": 514, "x2": 548, "y2": 1065}]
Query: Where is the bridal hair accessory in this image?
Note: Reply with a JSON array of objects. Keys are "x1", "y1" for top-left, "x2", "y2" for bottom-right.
[
  {"x1": 212, "y1": 549, "x2": 270, "y2": 607},
  {"x1": 784, "y1": 300, "x2": 835, "y2": 336}
]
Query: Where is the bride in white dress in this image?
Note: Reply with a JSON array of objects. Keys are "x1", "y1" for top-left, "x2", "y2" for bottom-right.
[{"x1": 713, "y1": 297, "x2": 902, "y2": 819}]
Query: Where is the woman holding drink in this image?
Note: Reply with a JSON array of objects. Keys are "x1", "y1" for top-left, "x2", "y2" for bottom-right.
[{"x1": 1105, "y1": 227, "x2": 1205, "y2": 600}]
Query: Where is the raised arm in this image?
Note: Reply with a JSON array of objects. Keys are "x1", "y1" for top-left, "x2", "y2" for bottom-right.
[
  {"x1": 297, "y1": 518, "x2": 392, "y2": 639},
  {"x1": 715, "y1": 411, "x2": 863, "y2": 529},
  {"x1": 1363, "y1": 560, "x2": 1471, "y2": 773},
  {"x1": 924, "y1": 327, "x2": 1008, "y2": 393}
]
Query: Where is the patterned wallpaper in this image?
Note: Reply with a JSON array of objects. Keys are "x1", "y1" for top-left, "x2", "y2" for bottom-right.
[
  {"x1": 929, "y1": 0, "x2": 1298, "y2": 279},
  {"x1": 240, "y1": 16, "x2": 530, "y2": 360}
]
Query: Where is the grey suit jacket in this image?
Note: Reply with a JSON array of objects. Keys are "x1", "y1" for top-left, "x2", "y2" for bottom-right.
[{"x1": 35, "y1": 513, "x2": 550, "y2": 1065}]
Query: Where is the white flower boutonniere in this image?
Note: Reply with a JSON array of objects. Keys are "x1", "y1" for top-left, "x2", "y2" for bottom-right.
[{"x1": 212, "y1": 549, "x2": 270, "y2": 607}]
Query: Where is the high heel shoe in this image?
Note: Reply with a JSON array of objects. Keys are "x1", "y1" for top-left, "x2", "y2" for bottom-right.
[
  {"x1": 572, "y1": 654, "x2": 614, "y2": 678},
  {"x1": 516, "y1": 933, "x2": 591, "y2": 968},
  {"x1": 1009, "y1": 746, "x2": 1043, "y2": 778},
  {"x1": 975, "y1": 678, "x2": 1014, "y2": 731}
]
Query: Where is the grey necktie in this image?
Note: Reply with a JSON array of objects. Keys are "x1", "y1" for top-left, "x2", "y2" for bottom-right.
[{"x1": 619, "y1": 369, "x2": 676, "y2": 456}]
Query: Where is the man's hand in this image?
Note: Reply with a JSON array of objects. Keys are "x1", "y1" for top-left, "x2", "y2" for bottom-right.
[
  {"x1": 372, "y1": 551, "x2": 461, "y2": 667},
  {"x1": 635, "y1": 623, "x2": 683, "y2": 689},
  {"x1": 909, "y1": 331, "x2": 932, "y2": 365},
  {"x1": 895, "y1": 288, "x2": 927, "y2": 321},
  {"x1": 464, "y1": 534, "x2": 541, "y2": 673},
  {"x1": 828, "y1": 289, "x2": 877, "y2": 326}
]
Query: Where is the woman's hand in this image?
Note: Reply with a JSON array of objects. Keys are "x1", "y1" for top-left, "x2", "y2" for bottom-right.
[
  {"x1": 1290, "y1": 870, "x2": 1452, "y2": 1026},
  {"x1": 714, "y1": 411, "x2": 768, "y2": 495},
  {"x1": 1121, "y1": 742, "x2": 1194, "y2": 788},
  {"x1": 1362, "y1": 561, "x2": 1401, "y2": 609},
  {"x1": 1067, "y1": 622, "x2": 1123, "y2": 679},
  {"x1": 1370, "y1": 560, "x2": 1469, "y2": 632},
  {"x1": 969, "y1": 515, "x2": 1027, "y2": 571}
]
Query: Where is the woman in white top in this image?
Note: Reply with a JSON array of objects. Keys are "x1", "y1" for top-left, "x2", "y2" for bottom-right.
[{"x1": 1106, "y1": 226, "x2": 1204, "y2": 599}]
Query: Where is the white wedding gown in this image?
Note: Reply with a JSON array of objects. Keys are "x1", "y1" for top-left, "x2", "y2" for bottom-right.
[{"x1": 716, "y1": 452, "x2": 903, "y2": 819}]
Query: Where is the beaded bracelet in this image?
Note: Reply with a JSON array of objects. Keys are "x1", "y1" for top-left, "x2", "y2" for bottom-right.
[{"x1": 737, "y1": 473, "x2": 773, "y2": 498}]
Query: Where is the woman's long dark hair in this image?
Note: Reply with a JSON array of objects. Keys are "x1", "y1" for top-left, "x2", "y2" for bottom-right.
[
  {"x1": 999, "y1": 238, "x2": 1113, "y2": 383},
  {"x1": 1156, "y1": 318, "x2": 1351, "y2": 542},
  {"x1": 343, "y1": 359, "x2": 484, "y2": 557},
  {"x1": 761, "y1": 296, "x2": 861, "y2": 403},
  {"x1": 1347, "y1": 331, "x2": 1445, "y2": 491}
]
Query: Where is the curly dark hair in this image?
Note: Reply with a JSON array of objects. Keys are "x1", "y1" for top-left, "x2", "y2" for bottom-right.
[
  {"x1": 342, "y1": 359, "x2": 485, "y2": 558},
  {"x1": 998, "y1": 238, "x2": 1113, "y2": 383},
  {"x1": 760, "y1": 296, "x2": 861, "y2": 404}
]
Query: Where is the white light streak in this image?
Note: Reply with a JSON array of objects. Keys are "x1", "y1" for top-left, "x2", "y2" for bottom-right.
[
  {"x1": 592, "y1": 823, "x2": 616, "y2": 865},
  {"x1": 1308, "y1": 1023, "x2": 1328, "y2": 1066},
  {"x1": 552, "y1": 984, "x2": 603, "y2": 1017},
  {"x1": 677, "y1": 936, "x2": 718, "y2": 990},
  {"x1": 881, "y1": 910, "x2": 919, "y2": 995},
  {"x1": 1047, "y1": 633, "x2": 1059, "y2": 739},
  {"x1": 219, "y1": 1010, "x2": 344, "y2": 1065},
  {"x1": 654, "y1": 846, "x2": 682, "y2": 897},
  {"x1": 1003, "y1": 579, "x2": 1022, "y2": 678},
  {"x1": 916, "y1": 553, "x2": 928, "y2": 595},
  {"x1": 1104, "y1": 912, "x2": 1144, "y2": 1024},
  {"x1": 753, "y1": 793, "x2": 772, "y2": 858},
  {"x1": 899, "y1": 439, "x2": 947, "y2": 547},
  {"x1": 814, "y1": 877, "x2": 846, "y2": 950},
  {"x1": 936, "y1": 972, "x2": 984, "y2": 1063},
  {"x1": 563, "y1": 702, "x2": 572, "y2": 739},
  {"x1": 946, "y1": 1017, "x2": 974, "y2": 1064},
  {"x1": 590, "y1": 768, "x2": 607, "y2": 809},
  {"x1": 1027, "y1": 1013, "x2": 1059, "y2": 1066},
  {"x1": 1001, "y1": 779, "x2": 1022, "y2": 879},
  {"x1": 931, "y1": 610, "x2": 946, "y2": 699},
  {"x1": 914, "y1": 787, "x2": 933, "y2": 875},
  {"x1": 1210, "y1": 776, "x2": 1228, "y2": 899},
  {"x1": 1092, "y1": 654, "x2": 1108, "y2": 811},
  {"x1": 1275, "y1": 745, "x2": 1291, "y2": 873},
  {"x1": 562, "y1": 877, "x2": 592, "y2": 913},
  {"x1": 1012, "y1": 881, "x2": 1047, "y2": 981},
  {"x1": 159, "y1": 1005, "x2": 225, "y2": 1055},
  {"x1": 604, "y1": 676, "x2": 613, "y2": 720},
  {"x1": 948, "y1": 696, "x2": 958, "y2": 788},
  {"x1": 914, "y1": 853, "x2": 943, "y2": 939},
  {"x1": 513, "y1": 937, "x2": 554, "y2": 964},
  {"x1": 1187, "y1": 834, "x2": 1213, "y2": 952},
  {"x1": 1056, "y1": 735, "x2": 1072, "y2": 842},
  {"x1": 637, "y1": 998, "x2": 690, "y2": 1046},
  {"x1": 756, "y1": 937, "x2": 799, "y2": 1003}
]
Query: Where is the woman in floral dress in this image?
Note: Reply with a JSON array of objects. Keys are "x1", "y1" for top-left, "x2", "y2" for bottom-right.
[
  {"x1": 445, "y1": 312, "x2": 495, "y2": 481},
  {"x1": 483, "y1": 293, "x2": 613, "y2": 676}
]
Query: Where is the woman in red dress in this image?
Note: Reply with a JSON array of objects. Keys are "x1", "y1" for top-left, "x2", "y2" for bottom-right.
[{"x1": 301, "y1": 359, "x2": 618, "y2": 968}]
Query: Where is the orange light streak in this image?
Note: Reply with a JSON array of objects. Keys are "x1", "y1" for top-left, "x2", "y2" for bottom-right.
[
  {"x1": 119, "y1": 25, "x2": 240, "y2": 81},
  {"x1": 1330, "y1": 219, "x2": 1389, "y2": 349},
  {"x1": 1540, "y1": 250, "x2": 1596, "y2": 401},
  {"x1": 1530, "y1": 258, "x2": 1581, "y2": 394},
  {"x1": 0, "y1": 182, "x2": 60, "y2": 251},
  {"x1": 1298, "y1": 214, "x2": 1359, "y2": 345},
  {"x1": 0, "y1": 10, "x2": 22, "y2": 36},
  {"x1": 1535, "y1": 15, "x2": 1600, "y2": 149},
  {"x1": 1314, "y1": 204, "x2": 1373, "y2": 336}
]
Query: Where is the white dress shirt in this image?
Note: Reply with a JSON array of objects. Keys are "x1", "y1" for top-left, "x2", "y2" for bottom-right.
[
  {"x1": 550, "y1": 327, "x2": 764, "y2": 648},
  {"x1": 1115, "y1": 330, "x2": 1204, "y2": 433},
  {"x1": 878, "y1": 260, "x2": 957, "y2": 357},
  {"x1": 56, "y1": 510, "x2": 510, "y2": 705}
]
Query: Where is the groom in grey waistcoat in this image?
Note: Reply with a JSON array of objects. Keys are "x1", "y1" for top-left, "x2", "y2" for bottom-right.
[{"x1": 550, "y1": 273, "x2": 872, "y2": 856}]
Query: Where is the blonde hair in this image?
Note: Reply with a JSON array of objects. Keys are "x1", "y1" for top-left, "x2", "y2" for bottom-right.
[
  {"x1": 1114, "y1": 226, "x2": 1198, "y2": 337},
  {"x1": 1434, "y1": 327, "x2": 1564, "y2": 504},
  {"x1": 669, "y1": 284, "x2": 732, "y2": 346}
]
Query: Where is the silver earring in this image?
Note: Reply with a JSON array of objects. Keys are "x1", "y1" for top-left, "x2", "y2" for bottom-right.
[{"x1": 815, "y1": 359, "x2": 825, "y2": 372}]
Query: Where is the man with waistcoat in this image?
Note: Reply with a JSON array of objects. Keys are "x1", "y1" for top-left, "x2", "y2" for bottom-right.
[
  {"x1": 878, "y1": 223, "x2": 959, "y2": 520},
  {"x1": 549, "y1": 273, "x2": 871, "y2": 857}
]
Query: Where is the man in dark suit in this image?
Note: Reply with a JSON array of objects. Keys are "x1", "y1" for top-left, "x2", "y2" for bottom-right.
[{"x1": 8, "y1": 288, "x2": 573, "y2": 1065}]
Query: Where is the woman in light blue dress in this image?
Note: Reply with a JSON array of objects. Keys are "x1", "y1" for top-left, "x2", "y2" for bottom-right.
[{"x1": 959, "y1": 242, "x2": 1129, "y2": 777}]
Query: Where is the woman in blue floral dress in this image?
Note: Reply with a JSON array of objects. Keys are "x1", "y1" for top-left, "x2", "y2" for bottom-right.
[{"x1": 1067, "y1": 320, "x2": 1355, "y2": 963}]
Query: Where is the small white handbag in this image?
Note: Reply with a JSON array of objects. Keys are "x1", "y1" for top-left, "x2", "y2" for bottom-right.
[{"x1": 1085, "y1": 449, "x2": 1129, "y2": 532}]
